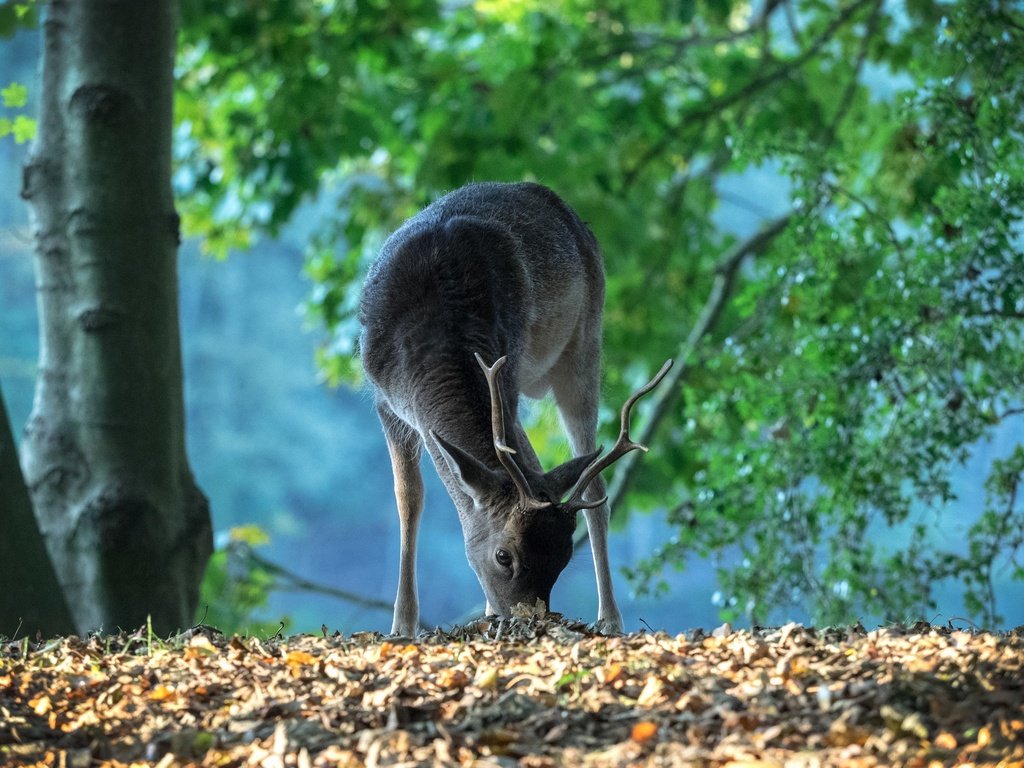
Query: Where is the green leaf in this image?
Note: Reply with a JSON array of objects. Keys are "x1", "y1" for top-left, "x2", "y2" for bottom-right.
[
  {"x1": 11, "y1": 114, "x2": 34, "y2": 142},
  {"x1": 0, "y1": 1, "x2": 39, "y2": 37},
  {"x1": 1, "y1": 81, "x2": 28, "y2": 108},
  {"x1": 229, "y1": 524, "x2": 271, "y2": 547}
]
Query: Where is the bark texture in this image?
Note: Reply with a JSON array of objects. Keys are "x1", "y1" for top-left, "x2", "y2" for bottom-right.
[
  {"x1": 20, "y1": 0, "x2": 211, "y2": 634},
  {"x1": 0, "y1": 387, "x2": 76, "y2": 637}
]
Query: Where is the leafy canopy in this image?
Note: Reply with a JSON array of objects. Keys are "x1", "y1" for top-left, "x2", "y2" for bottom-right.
[{"x1": 174, "y1": 0, "x2": 1023, "y2": 626}]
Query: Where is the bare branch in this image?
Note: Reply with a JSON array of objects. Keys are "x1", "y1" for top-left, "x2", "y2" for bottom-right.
[{"x1": 239, "y1": 545, "x2": 433, "y2": 632}]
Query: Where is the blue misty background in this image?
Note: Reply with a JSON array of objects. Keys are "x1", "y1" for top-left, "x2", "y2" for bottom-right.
[{"x1": 2, "y1": 30, "x2": 1021, "y2": 633}]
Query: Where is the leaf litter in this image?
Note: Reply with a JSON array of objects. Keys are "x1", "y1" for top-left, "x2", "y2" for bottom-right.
[{"x1": 1, "y1": 614, "x2": 1022, "y2": 766}]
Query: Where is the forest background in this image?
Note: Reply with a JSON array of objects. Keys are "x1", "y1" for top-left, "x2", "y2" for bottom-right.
[{"x1": 0, "y1": 0, "x2": 1022, "y2": 637}]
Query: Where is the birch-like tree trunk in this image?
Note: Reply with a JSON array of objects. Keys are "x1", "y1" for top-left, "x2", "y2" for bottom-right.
[{"x1": 19, "y1": 0, "x2": 211, "y2": 634}]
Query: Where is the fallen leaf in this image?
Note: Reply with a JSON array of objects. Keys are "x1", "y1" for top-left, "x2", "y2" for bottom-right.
[
  {"x1": 631, "y1": 721, "x2": 659, "y2": 743},
  {"x1": 436, "y1": 668, "x2": 470, "y2": 690},
  {"x1": 29, "y1": 695, "x2": 51, "y2": 715},
  {"x1": 599, "y1": 662, "x2": 623, "y2": 684},
  {"x1": 933, "y1": 732, "x2": 957, "y2": 750},
  {"x1": 149, "y1": 684, "x2": 176, "y2": 701},
  {"x1": 284, "y1": 650, "x2": 317, "y2": 667},
  {"x1": 637, "y1": 675, "x2": 665, "y2": 706},
  {"x1": 713, "y1": 623, "x2": 733, "y2": 638},
  {"x1": 474, "y1": 667, "x2": 499, "y2": 689},
  {"x1": 511, "y1": 598, "x2": 547, "y2": 620},
  {"x1": 978, "y1": 724, "x2": 992, "y2": 747}
]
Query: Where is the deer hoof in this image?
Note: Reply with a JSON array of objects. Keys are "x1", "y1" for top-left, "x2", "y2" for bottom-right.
[{"x1": 593, "y1": 615, "x2": 625, "y2": 635}]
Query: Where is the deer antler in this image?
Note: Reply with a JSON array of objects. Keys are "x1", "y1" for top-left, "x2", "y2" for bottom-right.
[
  {"x1": 562, "y1": 359, "x2": 674, "y2": 514},
  {"x1": 475, "y1": 353, "x2": 551, "y2": 511}
]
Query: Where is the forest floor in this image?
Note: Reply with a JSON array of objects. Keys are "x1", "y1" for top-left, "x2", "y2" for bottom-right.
[{"x1": 1, "y1": 614, "x2": 1022, "y2": 767}]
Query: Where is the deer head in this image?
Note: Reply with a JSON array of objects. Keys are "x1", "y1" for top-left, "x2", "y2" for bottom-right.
[{"x1": 430, "y1": 354, "x2": 672, "y2": 619}]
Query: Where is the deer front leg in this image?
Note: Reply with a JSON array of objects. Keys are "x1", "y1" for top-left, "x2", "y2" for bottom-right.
[
  {"x1": 379, "y1": 406, "x2": 424, "y2": 636},
  {"x1": 581, "y1": 488, "x2": 624, "y2": 634},
  {"x1": 552, "y1": 370, "x2": 625, "y2": 634}
]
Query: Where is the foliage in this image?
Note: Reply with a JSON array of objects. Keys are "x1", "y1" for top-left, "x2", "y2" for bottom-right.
[
  {"x1": 197, "y1": 525, "x2": 291, "y2": 637},
  {"x1": 175, "y1": 0, "x2": 1024, "y2": 626},
  {"x1": 0, "y1": 0, "x2": 36, "y2": 37},
  {"x1": 0, "y1": 81, "x2": 34, "y2": 143},
  {"x1": 0, "y1": 2, "x2": 37, "y2": 144}
]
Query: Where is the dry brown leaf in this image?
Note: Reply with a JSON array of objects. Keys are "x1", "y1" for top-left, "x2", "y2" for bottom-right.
[
  {"x1": 599, "y1": 662, "x2": 623, "y2": 684},
  {"x1": 284, "y1": 650, "x2": 317, "y2": 667},
  {"x1": 933, "y1": 731, "x2": 957, "y2": 750},
  {"x1": 148, "y1": 684, "x2": 176, "y2": 701},
  {"x1": 435, "y1": 668, "x2": 470, "y2": 690},
  {"x1": 28, "y1": 694, "x2": 50, "y2": 715},
  {"x1": 2, "y1": 620, "x2": 1021, "y2": 767},
  {"x1": 631, "y1": 721, "x2": 659, "y2": 743},
  {"x1": 636, "y1": 675, "x2": 665, "y2": 706},
  {"x1": 978, "y1": 724, "x2": 993, "y2": 747}
]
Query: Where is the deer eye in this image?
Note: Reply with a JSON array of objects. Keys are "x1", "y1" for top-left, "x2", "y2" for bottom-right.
[{"x1": 495, "y1": 548, "x2": 513, "y2": 568}]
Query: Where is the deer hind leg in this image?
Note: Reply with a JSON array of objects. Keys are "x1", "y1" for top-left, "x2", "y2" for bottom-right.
[
  {"x1": 377, "y1": 402, "x2": 424, "y2": 636},
  {"x1": 551, "y1": 342, "x2": 625, "y2": 634}
]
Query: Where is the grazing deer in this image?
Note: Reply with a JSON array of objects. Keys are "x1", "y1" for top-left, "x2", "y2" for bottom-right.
[{"x1": 359, "y1": 182, "x2": 671, "y2": 635}]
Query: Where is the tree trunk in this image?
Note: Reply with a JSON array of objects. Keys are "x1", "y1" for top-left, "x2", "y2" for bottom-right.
[
  {"x1": 19, "y1": 0, "x2": 212, "y2": 635},
  {"x1": 0, "y1": 386, "x2": 76, "y2": 637}
]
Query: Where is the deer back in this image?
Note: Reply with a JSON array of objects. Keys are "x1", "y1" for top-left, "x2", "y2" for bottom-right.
[{"x1": 359, "y1": 182, "x2": 603, "y2": 445}]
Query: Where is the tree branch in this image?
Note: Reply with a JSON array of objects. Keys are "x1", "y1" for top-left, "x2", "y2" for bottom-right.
[
  {"x1": 584, "y1": 0, "x2": 783, "y2": 67},
  {"x1": 622, "y1": 0, "x2": 876, "y2": 185},
  {"x1": 240, "y1": 545, "x2": 433, "y2": 632},
  {"x1": 575, "y1": 213, "x2": 793, "y2": 550}
]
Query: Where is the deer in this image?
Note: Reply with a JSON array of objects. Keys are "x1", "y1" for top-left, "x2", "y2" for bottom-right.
[{"x1": 358, "y1": 181, "x2": 672, "y2": 636}]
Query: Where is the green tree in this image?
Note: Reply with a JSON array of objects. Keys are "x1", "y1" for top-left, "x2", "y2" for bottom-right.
[{"x1": 173, "y1": 0, "x2": 1023, "y2": 626}]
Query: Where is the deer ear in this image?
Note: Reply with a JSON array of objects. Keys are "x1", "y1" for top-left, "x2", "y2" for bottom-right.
[
  {"x1": 544, "y1": 448, "x2": 603, "y2": 503},
  {"x1": 430, "y1": 430, "x2": 502, "y2": 504}
]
